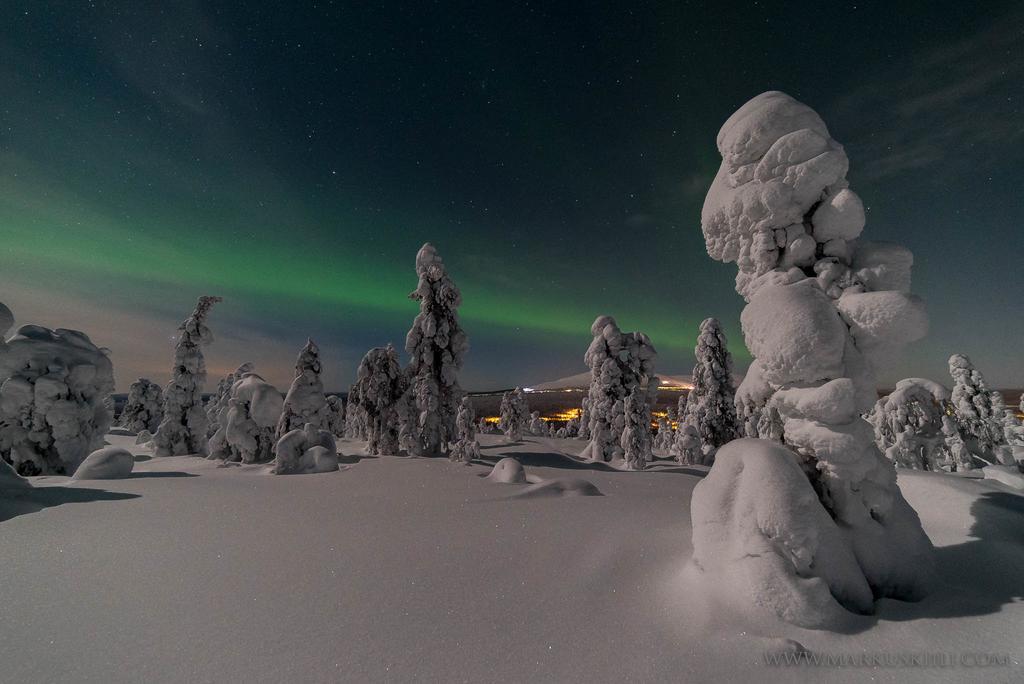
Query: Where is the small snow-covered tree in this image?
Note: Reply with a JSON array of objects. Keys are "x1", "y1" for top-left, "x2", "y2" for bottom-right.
[
  {"x1": 324, "y1": 395, "x2": 346, "y2": 438},
  {"x1": 498, "y1": 388, "x2": 528, "y2": 442},
  {"x1": 867, "y1": 378, "x2": 959, "y2": 471},
  {"x1": 581, "y1": 315, "x2": 658, "y2": 462},
  {"x1": 948, "y1": 354, "x2": 1008, "y2": 456},
  {"x1": 220, "y1": 372, "x2": 284, "y2": 463},
  {"x1": 206, "y1": 363, "x2": 253, "y2": 438},
  {"x1": 276, "y1": 338, "x2": 328, "y2": 438},
  {"x1": 405, "y1": 243, "x2": 469, "y2": 457},
  {"x1": 352, "y1": 345, "x2": 407, "y2": 456},
  {"x1": 653, "y1": 415, "x2": 673, "y2": 451},
  {"x1": 118, "y1": 378, "x2": 164, "y2": 434},
  {"x1": 620, "y1": 385, "x2": 654, "y2": 470},
  {"x1": 153, "y1": 296, "x2": 221, "y2": 457},
  {"x1": 528, "y1": 411, "x2": 545, "y2": 436},
  {"x1": 450, "y1": 397, "x2": 481, "y2": 464},
  {"x1": 0, "y1": 302, "x2": 115, "y2": 475},
  {"x1": 683, "y1": 318, "x2": 741, "y2": 458},
  {"x1": 343, "y1": 383, "x2": 368, "y2": 440},
  {"x1": 564, "y1": 416, "x2": 580, "y2": 437},
  {"x1": 671, "y1": 423, "x2": 702, "y2": 465},
  {"x1": 577, "y1": 397, "x2": 591, "y2": 440}
]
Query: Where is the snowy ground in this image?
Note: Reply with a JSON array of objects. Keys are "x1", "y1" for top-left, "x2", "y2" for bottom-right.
[{"x1": 1, "y1": 434, "x2": 1022, "y2": 683}]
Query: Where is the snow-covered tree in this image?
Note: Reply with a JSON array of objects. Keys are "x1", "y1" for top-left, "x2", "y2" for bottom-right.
[
  {"x1": 352, "y1": 345, "x2": 407, "y2": 456},
  {"x1": 653, "y1": 415, "x2": 673, "y2": 451},
  {"x1": 620, "y1": 385, "x2": 653, "y2": 470},
  {"x1": 576, "y1": 397, "x2": 591, "y2": 440},
  {"x1": 153, "y1": 296, "x2": 221, "y2": 457},
  {"x1": 691, "y1": 91, "x2": 934, "y2": 627},
  {"x1": 580, "y1": 315, "x2": 658, "y2": 462},
  {"x1": 528, "y1": 411, "x2": 545, "y2": 436},
  {"x1": 118, "y1": 378, "x2": 164, "y2": 434},
  {"x1": 216, "y1": 371, "x2": 284, "y2": 463},
  {"x1": 867, "y1": 378, "x2": 959, "y2": 471},
  {"x1": 405, "y1": 243, "x2": 469, "y2": 457},
  {"x1": 564, "y1": 416, "x2": 580, "y2": 437},
  {"x1": 344, "y1": 385, "x2": 369, "y2": 440},
  {"x1": 324, "y1": 395, "x2": 346, "y2": 438},
  {"x1": 0, "y1": 302, "x2": 115, "y2": 475},
  {"x1": 684, "y1": 318, "x2": 741, "y2": 459},
  {"x1": 671, "y1": 423, "x2": 702, "y2": 465},
  {"x1": 498, "y1": 388, "x2": 528, "y2": 442},
  {"x1": 450, "y1": 397, "x2": 481, "y2": 464},
  {"x1": 276, "y1": 338, "x2": 328, "y2": 439},
  {"x1": 948, "y1": 354, "x2": 1009, "y2": 458},
  {"x1": 206, "y1": 363, "x2": 253, "y2": 438}
]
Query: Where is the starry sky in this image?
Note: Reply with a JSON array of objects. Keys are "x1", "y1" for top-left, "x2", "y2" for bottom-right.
[{"x1": 2, "y1": 1, "x2": 1022, "y2": 392}]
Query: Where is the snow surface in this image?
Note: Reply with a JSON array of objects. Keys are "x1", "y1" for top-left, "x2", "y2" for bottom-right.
[{"x1": 1, "y1": 431, "x2": 1021, "y2": 682}]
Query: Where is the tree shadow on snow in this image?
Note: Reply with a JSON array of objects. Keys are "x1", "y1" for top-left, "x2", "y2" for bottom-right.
[
  {"x1": 0, "y1": 486, "x2": 140, "y2": 524},
  {"x1": 475, "y1": 450, "x2": 709, "y2": 477},
  {"x1": 125, "y1": 471, "x2": 198, "y2": 479},
  {"x1": 877, "y1": 491, "x2": 1024, "y2": 623}
]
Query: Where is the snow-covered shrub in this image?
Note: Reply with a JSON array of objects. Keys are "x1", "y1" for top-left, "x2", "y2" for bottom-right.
[
  {"x1": 153, "y1": 296, "x2": 221, "y2": 457},
  {"x1": 528, "y1": 411, "x2": 545, "y2": 436},
  {"x1": 405, "y1": 243, "x2": 469, "y2": 457},
  {"x1": 580, "y1": 315, "x2": 658, "y2": 462},
  {"x1": 217, "y1": 372, "x2": 284, "y2": 463},
  {"x1": 671, "y1": 424, "x2": 702, "y2": 465},
  {"x1": 0, "y1": 302, "x2": 115, "y2": 475},
  {"x1": 620, "y1": 385, "x2": 653, "y2": 470},
  {"x1": 577, "y1": 397, "x2": 591, "y2": 439},
  {"x1": 498, "y1": 388, "x2": 529, "y2": 442},
  {"x1": 206, "y1": 363, "x2": 253, "y2": 437},
  {"x1": 352, "y1": 345, "x2": 407, "y2": 456},
  {"x1": 653, "y1": 415, "x2": 673, "y2": 451},
  {"x1": 276, "y1": 339, "x2": 328, "y2": 439},
  {"x1": 554, "y1": 427, "x2": 568, "y2": 438},
  {"x1": 324, "y1": 395, "x2": 346, "y2": 438},
  {"x1": 450, "y1": 397, "x2": 480, "y2": 464},
  {"x1": 692, "y1": 91, "x2": 935, "y2": 624},
  {"x1": 867, "y1": 378, "x2": 964, "y2": 471},
  {"x1": 118, "y1": 378, "x2": 164, "y2": 434},
  {"x1": 274, "y1": 422, "x2": 338, "y2": 474},
  {"x1": 948, "y1": 354, "x2": 1008, "y2": 457},
  {"x1": 683, "y1": 318, "x2": 741, "y2": 459}
]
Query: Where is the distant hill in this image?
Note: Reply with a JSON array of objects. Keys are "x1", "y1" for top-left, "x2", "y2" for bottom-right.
[{"x1": 526, "y1": 371, "x2": 695, "y2": 392}]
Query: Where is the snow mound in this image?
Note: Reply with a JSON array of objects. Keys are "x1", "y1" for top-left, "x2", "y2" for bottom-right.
[
  {"x1": 486, "y1": 457, "x2": 527, "y2": 484},
  {"x1": 511, "y1": 477, "x2": 602, "y2": 498},
  {"x1": 0, "y1": 458, "x2": 31, "y2": 490},
  {"x1": 273, "y1": 423, "x2": 339, "y2": 475},
  {"x1": 135, "y1": 430, "x2": 153, "y2": 445},
  {"x1": 72, "y1": 446, "x2": 135, "y2": 480},
  {"x1": 982, "y1": 465, "x2": 1024, "y2": 490}
]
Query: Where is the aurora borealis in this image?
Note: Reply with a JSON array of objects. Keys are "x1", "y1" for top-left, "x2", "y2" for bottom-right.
[{"x1": 2, "y1": 2, "x2": 1022, "y2": 391}]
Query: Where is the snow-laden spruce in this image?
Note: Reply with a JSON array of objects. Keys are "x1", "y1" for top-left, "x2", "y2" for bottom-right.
[
  {"x1": 218, "y1": 371, "x2": 284, "y2": 463},
  {"x1": 153, "y1": 296, "x2": 221, "y2": 457},
  {"x1": 528, "y1": 411, "x2": 546, "y2": 436},
  {"x1": 274, "y1": 422, "x2": 339, "y2": 474},
  {"x1": 324, "y1": 395, "x2": 346, "y2": 438},
  {"x1": 653, "y1": 415, "x2": 673, "y2": 452},
  {"x1": 405, "y1": 243, "x2": 468, "y2": 457},
  {"x1": 576, "y1": 397, "x2": 591, "y2": 439},
  {"x1": 620, "y1": 385, "x2": 654, "y2": 470},
  {"x1": 450, "y1": 396, "x2": 481, "y2": 464},
  {"x1": 206, "y1": 363, "x2": 253, "y2": 437},
  {"x1": 118, "y1": 378, "x2": 164, "y2": 434},
  {"x1": 683, "y1": 318, "x2": 740, "y2": 462},
  {"x1": 352, "y1": 345, "x2": 407, "y2": 456},
  {"x1": 580, "y1": 315, "x2": 658, "y2": 462},
  {"x1": 276, "y1": 338, "x2": 328, "y2": 439},
  {"x1": 671, "y1": 423, "x2": 702, "y2": 465},
  {"x1": 948, "y1": 354, "x2": 1012, "y2": 463},
  {"x1": 498, "y1": 388, "x2": 529, "y2": 442},
  {"x1": 692, "y1": 91, "x2": 935, "y2": 628},
  {"x1": 0, "y1": 302, "x2": 115, "y2": 475},
  {"x1": 867, "y1": 378, "x2": 969, "y2": 471}
]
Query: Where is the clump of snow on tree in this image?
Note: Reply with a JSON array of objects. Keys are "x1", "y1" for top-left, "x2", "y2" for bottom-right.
[
  {"x1": 153, "y1": 296, "x2": 221, "y2": 457},
  {"x1": 206, "y1": 363, "x2": 253, "y2": 437},
  {"x1": 498, "y1": 388, "x2": 529, "y2": 442},
  {"x1": 352, "y1": 345, "x2": 407, "y2": 456},
  {"x1": 276, "y1": 339, "x2": 328, "y2": 439},
  {"x1": 72, "y1": 446, "x2": 134, "y2": 480},
  {"x1": 580, "y1": 315, "x2": 658, "y2": 462},
  {"x1": 274, "y1": 422, "x2": 339, "y2": 475},
  {"x1": 219, "y1": 371, "x2": 284, "y2": 463},
  {"x1": 450, "y1": 396, "x2": 481, "y2": 464},
  {"x1": 0, "y1": 302, "x2": 115, "y2": 475},
  {"x1": 404, "y1": 243, "x2": 468, "y2": 457},
  {"x1": 620, "y1": 385, "x2": 654, "y2": 470},
  {"x1": 118, "y1": 378, "x2": 164, "y2": 434},
  {"x1": 683, "y1": 317, "x2": 740, "y2": 461},
  {"x1": 324, "y1": 395, "x2": 346, "y2": 438},
  {"x1": 692, "y1": 91, "x2": 935, "y2": 626}
]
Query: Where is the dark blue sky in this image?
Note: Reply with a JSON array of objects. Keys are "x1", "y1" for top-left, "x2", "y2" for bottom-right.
[{"x1": 1, "y1": 1, "x2": 1021, "y2": 391}]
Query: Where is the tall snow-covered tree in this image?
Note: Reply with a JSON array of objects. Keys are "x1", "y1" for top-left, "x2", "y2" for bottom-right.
[
  {"x1": 498, "y1": 388, "x2": 528, "y2": 442},
  {"x1": 276, "y1": 338, "x2": 328, "y2": 439},
  {"x1": 450, "y1": 396, "x2": 481, "y2": 464},
  {"x1": 405, "y1": 243, "x2": 469, "y2": 457},
  {"x1": 118, "y1": 378, "x2": 164, "y2": 434},
  {"x1": 220, "y1": 371, "x2": 284, "y2": 463},
  {"x1": 153, "y1": 296, "x2": 221, "y2": 457},
  {"x1": 580, "y1": 315, "x2": 658, "y2": 462},
  {"x1": 352, "y1": 345, "x2": 407, "y2": 456},
  {"x1": 683, "y1": 318, "x2": 740, "y2": 457},
  {"x1": 620, "y1": 385, "x2": 654, "y2": 470}
]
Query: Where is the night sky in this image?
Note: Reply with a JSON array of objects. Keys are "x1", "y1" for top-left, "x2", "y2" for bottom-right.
[{"x1": 2, "y1": 2, "x2": 1022, "y2": 391}]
